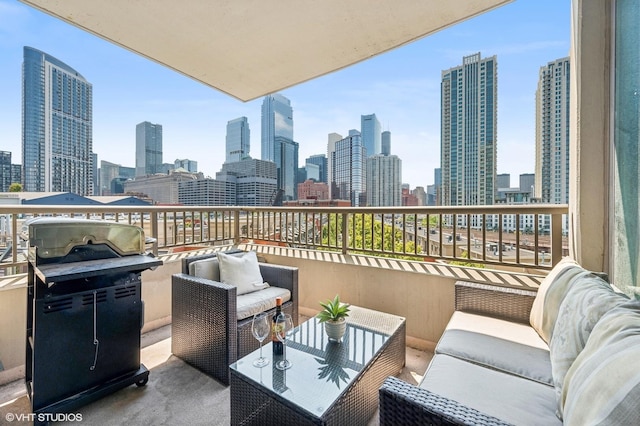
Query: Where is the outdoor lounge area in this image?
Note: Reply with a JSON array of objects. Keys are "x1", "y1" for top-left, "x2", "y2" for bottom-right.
[{"x1": 0, "y1": 0, "x2": 639, "y2": 424}]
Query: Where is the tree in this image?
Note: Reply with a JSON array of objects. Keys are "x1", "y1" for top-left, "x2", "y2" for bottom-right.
[
  {"x1": 8, "y1": 183, "x2": 22, "y2": 192},
  {"x1": 320, "y1": 213, "x2": 421, "y2": 260}
]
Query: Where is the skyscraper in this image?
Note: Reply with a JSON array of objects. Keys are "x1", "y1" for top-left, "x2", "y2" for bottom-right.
[
  {"x1": 0, "y1": 151, "x2": 12, "y2": 192},
  {"x1": 361, "y1": 114, "x2": 381, "y2": 157},
  {"x1": 305, "y1": 154, "x2": 327, "y2": 183},
  {"x1": 327, "y1": 132, "x2": 343, "y2": 199},
  {"x1": 535, "y1": 57, "x2": 570, "y2": 204},
  {"x1": 366, "y1": 154, "x2": 402, "y2": 206},
  {"x1": 226, "y1": 117, "x2": 250, "y2": 163},
  {"x1": 519, "y1": 173, "x2": 535, "y2": 195},
  {"x1": 381, "y1": 130, "x2": 391, "y2": 156},
  {"x1": 22, "y1": 47, "x2": 93, "y2": 194},
  {"x1": 135, "y1": 121, "x2": 163, "y2": 177},
  {"x1": 261, "y1": 94, "x2": 297, "y2": 200},
  {"x1": 261, "y1": 93, "x2": 293, "y2": 162},
  {"x1": 497, "y1": 173, "x2": 510, "y2": 189},
  {"x1": 331, "y1": 130, "x2": 366, "y2": 206},
  {"x1": 440, "y1": 52, "x2": 497, "y2": 206},
  {"x1": 274, "y1": 136, "x2": 299, "y2": 200}
]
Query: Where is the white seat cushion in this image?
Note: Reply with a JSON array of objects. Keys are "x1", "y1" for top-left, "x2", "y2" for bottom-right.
[
  {"x1": 237, "y1": 287, "x2": 291, "y2": 320},
  {"x1": 436, "y1": 311, "x2": 552, "y2": 385},
  {"x1": 420, "y1": 354, "x2": 561, "y2": 426}
]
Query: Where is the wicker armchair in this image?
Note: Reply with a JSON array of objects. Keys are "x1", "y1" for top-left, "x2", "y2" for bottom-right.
[{"x1": 171, "y1": 250, "x2": 298, "y2": 385}]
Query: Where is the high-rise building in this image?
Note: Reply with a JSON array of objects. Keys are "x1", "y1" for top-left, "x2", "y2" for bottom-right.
[
  {"x1": 366, "y1": 154, "x2": 402, "y2": 206},
  {"x1": 226, "y1": 117, "x2": 250, "y2": 163},
  {"x1": 135, "y1": 121, "x2": 163, "y2": 177},
  {"x1": 331, "y1": 130, "x2": 366, "y2": 206},
  {"x1": 11, "y1": 164, "x2": 21, "y2": 188},
  {"x1": 381, "y1": 130, "x2": 391, "y2": 156},
  {"x1": 361, "y1": 114, "x2": 381, "y2": 157},
  {"x1": 440, "y1": 52, "x2": 497, "y2": 206},
  {"x1": 305, "y1": 154, "x2": 327, "y2": 183},
  {"x1": 174, "y1": 159, "x2": 198, "y2": 173},
  {"x1": 274, "y1": 136, "x2": 299, "y2": 200},
  {"x1": 519, "y1": 173, "x2": 535, "y2": 195},
  {"x1": 413, "y1": 186, "x2": 427, "y2": 206},
  {"x1": 22, "y1": 47, "x2": 93, "y2": 194},
  {"x1": 327, "y1": 133, "x2": 343, "y2": 199},
  {"x1": 261, "y1": 94, "x2": 293, "y2": 162},
  {"x1": 261, "y1": 94, "x2": 296, "y2": 200},
  {"x1": 91, "y1": 153, "x2": 98, "y2": 195},
  {"x1": 304, "y1": 163, "x2": 320, "y2": 181},
  {"x1": 434, "y1": 168, "x2": 442, "y2": 206},
  {"x1": 497, "y1": 173, "x2": 510, "y2": 189},
  {"x1": 535, "y1": 57, "x2": 570, "y2": 204},
  {"x1": 100, "y1": 161, "x2": 120, "y2": 196},
  {"x1": 0, "y1": 152, "x2": 12, "y2": 192},
  {"x1": 99, "y1": 160, "x2": 135, "y2": 195}
]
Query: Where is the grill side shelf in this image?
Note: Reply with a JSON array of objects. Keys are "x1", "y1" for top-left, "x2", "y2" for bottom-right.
[{"x1": 33, "y1": 255, "x2": 163, "y2": 286}]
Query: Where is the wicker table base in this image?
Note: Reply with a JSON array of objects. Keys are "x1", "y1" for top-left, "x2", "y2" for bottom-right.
[{"x1": 230, "y1": 306, "x2": 406, "y2": 425}]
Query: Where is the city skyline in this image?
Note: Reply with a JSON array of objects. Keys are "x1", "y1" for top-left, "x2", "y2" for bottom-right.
[{"x1": 0, "y1": 0, "x2": 570, "y2": 190}]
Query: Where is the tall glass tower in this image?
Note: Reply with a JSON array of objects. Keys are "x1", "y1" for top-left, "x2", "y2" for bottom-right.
[
  {"x1": 261, "y1": 93, "x2": 293, "y2": 162},
  {"x1": 135, "y1": 121, "x2": 163, "y2": 177},
  {"x1": 361, "y1": 114, "x2": 381, "y2": 157},
  {"x1": 440, "y1": 52, "x2": 497, "y2": 206},
  {"x1": 226, "y1": 117, "x2": 250, "y2": 163},
  {"x1": 22, "y1": 47, "x2": 93, "y2": 194}
]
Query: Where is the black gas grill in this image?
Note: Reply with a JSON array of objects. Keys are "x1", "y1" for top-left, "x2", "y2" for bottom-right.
[{"x1": 25, "y1": 218, "x2": 162, "y2": 418}]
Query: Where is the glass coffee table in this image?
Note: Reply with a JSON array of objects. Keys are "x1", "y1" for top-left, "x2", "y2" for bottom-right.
[{"x1": 230, "y1": 306, "x2": 406, "y2": 425}]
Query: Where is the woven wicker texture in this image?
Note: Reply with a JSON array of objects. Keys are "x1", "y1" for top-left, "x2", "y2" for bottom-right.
[
  {"x1": 379, "y1": 376, "x2": 511, "y2": 426},
  {"x1": 230, "y1": 306, "x2": 406, "y2": 425},
  {"x1": 172, "y1": 251, "x2": 298, "y2": 386},
  {"x1": 454, "y1": 280, "x2": 537, "y2": 324}
]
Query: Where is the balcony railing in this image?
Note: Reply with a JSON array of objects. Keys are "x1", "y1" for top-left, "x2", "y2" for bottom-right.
[{"x1": 0, "y1": 204, "x2": 567, "y2": 275}]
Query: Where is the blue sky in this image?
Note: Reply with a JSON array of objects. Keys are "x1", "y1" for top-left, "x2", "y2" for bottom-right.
[{"x1": 0, "y1": 0, "x2": 570, "y2": 189}]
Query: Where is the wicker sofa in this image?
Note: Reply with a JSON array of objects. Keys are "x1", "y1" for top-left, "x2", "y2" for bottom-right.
[
  {"x1": 171, "y1": 250, "x2": 298, "y2": 385},
  {"x1": 380, "y1": 259, "x2": 640, "y2": 425}
]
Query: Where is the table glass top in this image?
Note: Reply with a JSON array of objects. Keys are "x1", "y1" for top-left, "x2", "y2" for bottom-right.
[{"x1": 230, "y1": 306, "x2": 404, "y2": 418}]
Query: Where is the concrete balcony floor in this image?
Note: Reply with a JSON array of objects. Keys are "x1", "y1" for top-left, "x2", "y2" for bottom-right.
[{"x1": 0, "y1": 317, "x2": 432, "y2": 425}]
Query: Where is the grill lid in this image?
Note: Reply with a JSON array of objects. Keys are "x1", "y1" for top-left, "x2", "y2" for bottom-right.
[{"x1": 26, "y1": 218, "x2": 146, "y2": 259}]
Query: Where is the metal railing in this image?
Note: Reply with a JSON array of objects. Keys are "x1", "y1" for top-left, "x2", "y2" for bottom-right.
[{"x1": 0, "y1": 204, "x2": 568, "y2": 275}]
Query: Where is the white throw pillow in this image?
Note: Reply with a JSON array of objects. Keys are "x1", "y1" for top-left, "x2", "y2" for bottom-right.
[
  {"x1": 217, "y1": 251, "x2": 269, "y2": 295},
  {"x1": 529, "y1": 256, "x2": 581, "y2": 343}
]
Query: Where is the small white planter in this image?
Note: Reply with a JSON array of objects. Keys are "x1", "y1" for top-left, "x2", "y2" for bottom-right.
[{"x1": 324, "y1": 318, "x2": 347, "y2": 341}]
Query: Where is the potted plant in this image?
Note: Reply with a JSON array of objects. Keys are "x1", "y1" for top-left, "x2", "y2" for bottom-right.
[{"x1": 317, "y1": 294, "x2": 350, "y2": 341}]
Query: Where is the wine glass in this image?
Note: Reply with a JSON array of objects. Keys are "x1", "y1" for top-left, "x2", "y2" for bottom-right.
[
  {"x1": 275, "y1": 313, "x2": 294, "y2": 370},
  {"x1": 251, "y1": 312, "x2": 270, "y2": 367}
]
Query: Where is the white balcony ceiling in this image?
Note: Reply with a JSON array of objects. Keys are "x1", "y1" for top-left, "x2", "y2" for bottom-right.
[{"x1": 20, "y1": 0, "x2": 512, "y2": 102}]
